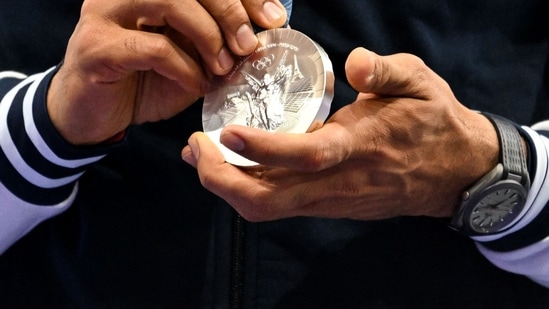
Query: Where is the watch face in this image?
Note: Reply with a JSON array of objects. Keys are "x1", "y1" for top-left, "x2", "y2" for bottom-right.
[
  {"x1": 468, "y1": 182, "x2": 527, "y2": 234},
  {"x1": 202, "y1": 28, "x2": 333, "y2": 166}
]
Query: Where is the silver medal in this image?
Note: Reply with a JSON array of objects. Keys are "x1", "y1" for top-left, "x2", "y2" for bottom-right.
[{"x1": 203, "y1": 28, "x2": 334, "y2": 166}]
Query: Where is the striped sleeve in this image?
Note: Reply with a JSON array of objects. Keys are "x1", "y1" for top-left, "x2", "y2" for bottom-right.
[
  {"x1": 0, "y1": 67, "x2": 116, "y2": 254},
  {"x1": 473, "y1": 123, "x2": 549, "y2": 287}
]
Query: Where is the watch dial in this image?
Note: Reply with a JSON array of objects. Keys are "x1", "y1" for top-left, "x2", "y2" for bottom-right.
[{"x1": 469, "y1": 185, "x2": 526, "y2": 234}]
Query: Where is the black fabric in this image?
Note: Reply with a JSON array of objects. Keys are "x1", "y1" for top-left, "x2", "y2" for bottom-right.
[
  {"x1": 0, "y1": 0, "x2": 78, "y2": 74},
  {"x1": 1, "y1": 0, "x2": 549, "y2": 308}
]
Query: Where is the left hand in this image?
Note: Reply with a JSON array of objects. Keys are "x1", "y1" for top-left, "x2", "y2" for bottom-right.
[
  {"x1": 182, "y1": 47, "x2": 500, "y2": 222},
  {"x1": 47, "y1": 0, "x2": 288, "y2": 145}
]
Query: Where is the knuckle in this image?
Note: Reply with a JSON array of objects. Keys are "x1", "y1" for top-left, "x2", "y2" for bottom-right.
[
  {"x1": 301, "y1": 155, "x2": 324, "y2": 172},
  {"x1": 402, "y1": 53, "x2": 430, "y2": 78},
  {"x1": 202, "y1": 26, "x2": 221, "y2": 45},
  {"x1": 299, "y1": 143, "x2": 331, "y2": 172},
  {"x1": 393, "y1": 52, "x2": 433, "y2": 96},
  {"x1": 403, "y1": 53, "x2": 426, "y2": 67},
  {"x1": 146, "y1": 37, "x2": 174, "y2": 59},
  {"x1": 217, "y1": 0, "x2": 244, "y2": 20},
  {"x1": 410, "y1": 64, "x2": 429, "y2": 83},
  {"x1": 199, "y1": 0, "x2": 244, "y2": 23}
]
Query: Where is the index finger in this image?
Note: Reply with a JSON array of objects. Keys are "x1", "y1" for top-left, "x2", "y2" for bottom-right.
[
  {"x1": 196, "y1": 0, "x2": 258, "y2": 56},
  {"x1": 162, "y1": 0, "x2": 241, "y2": 74},
  {"x1": 199, "y1": 0, "x2": 289, "y2": 56},
  {"x1": 167, "y1": 0, "x2": 288, "y2": 73},
  {"x1": 85, "y1": 0, "x2": 234, "y2": 75}
]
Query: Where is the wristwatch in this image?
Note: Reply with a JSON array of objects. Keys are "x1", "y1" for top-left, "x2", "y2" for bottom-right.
[{"x1": 449, "y1": 113, "x2": 530, "y2": 236}]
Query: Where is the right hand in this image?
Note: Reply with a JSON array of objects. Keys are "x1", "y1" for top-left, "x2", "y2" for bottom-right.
[{"x1": 47, "y1": 0, "x2": 288, "y2": 145}]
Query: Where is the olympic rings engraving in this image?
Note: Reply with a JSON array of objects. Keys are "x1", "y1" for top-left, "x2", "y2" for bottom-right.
[{"x1": 252, "y1": 54, "x2": 276, "y2": 70}]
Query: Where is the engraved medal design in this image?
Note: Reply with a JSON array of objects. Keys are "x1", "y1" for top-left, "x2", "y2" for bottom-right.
[{"x1": 203, "y1": 28, "x2": 334, "y2": 166}]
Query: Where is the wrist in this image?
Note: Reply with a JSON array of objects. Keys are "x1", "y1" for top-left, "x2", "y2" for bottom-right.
[
  {"x1": 47, "y1": 68, "x2": 128, "y2": 146},
  {"x1": 458, "y1": 111, "x2": 500, "y2": 193}
]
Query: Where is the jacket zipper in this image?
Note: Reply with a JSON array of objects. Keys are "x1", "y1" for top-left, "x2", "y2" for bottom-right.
[{"x1": 230, "y1": 212, "x2": 246, "y2": 309}]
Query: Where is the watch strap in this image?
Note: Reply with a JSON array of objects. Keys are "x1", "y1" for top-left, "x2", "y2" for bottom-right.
[{"x1": 483, "y1": 113, "x2": 530, "y2": 189}]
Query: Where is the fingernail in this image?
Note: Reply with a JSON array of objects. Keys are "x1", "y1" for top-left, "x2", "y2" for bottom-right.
[
  {"x1": 218, "y1": 47, "x2": 234, "y2": 72},
  {"x1": 236, "y1": 24, "x2": 258, "y2": 52},
  {"x1": 181, "y1": 146, "x2": 197, "y2": 167},
  {"x1": 263, "y1": 1, "x2": 285, "y2": 24},
  {"x1": 220, "y1": 131, "x2": 245, "y2": 152}
]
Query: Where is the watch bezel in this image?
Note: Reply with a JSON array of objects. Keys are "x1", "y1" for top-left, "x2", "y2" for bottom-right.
[{"x1": 465, "y1": 180, "x2": 527, "y2": 234}]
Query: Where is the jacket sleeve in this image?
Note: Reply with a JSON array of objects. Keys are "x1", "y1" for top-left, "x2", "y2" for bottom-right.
[
  {"x1": 474, "y1": 123, "x2": 549, "y2": 287},
  {"x1": 0, "y1": 67, "x2": 116, "y2": 254}
]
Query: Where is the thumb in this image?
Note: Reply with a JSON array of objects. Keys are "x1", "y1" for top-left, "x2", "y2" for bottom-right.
[{"x1": 345, "y1": 47, "x2": 434, "y2": 99}]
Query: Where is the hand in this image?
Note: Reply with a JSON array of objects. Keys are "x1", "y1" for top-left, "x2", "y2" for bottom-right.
[
  {"x1": 47, "y1": 0, "x2": 288, "y2": 145},
  {"x1": 182, "y1": 47, "x2": 501, "y2": 222}
]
